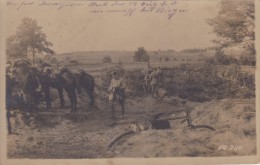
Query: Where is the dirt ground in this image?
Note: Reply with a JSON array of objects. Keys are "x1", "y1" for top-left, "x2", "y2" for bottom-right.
[{"x1": 7, "y1": 87, "x2": 256, "y2": 158}]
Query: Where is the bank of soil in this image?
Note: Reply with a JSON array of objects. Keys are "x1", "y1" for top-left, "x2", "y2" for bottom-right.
[{"x1": 7, "y1": 93, "x2": 256, "y2": 158}]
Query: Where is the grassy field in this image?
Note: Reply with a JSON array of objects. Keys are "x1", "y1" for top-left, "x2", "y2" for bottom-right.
[
  {"x1": 52, "y1": 50, "x2": 211, "y2": 75},
  {"x1": 57, "y1": 50, "x2": 212, "y2": 64}
]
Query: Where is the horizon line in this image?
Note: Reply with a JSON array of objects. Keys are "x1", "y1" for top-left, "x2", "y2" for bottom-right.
[{"x1": 56, "y1": 47, "x2": 215, "y2": 55}]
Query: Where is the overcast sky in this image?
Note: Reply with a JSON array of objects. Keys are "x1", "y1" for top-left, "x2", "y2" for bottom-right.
[{"x1": 5, "y1": 0, "x2": 220, "y2": 53}]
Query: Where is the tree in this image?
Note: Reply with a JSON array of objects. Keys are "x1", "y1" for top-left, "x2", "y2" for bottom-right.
[
  {"x1": 165, "y1": 57, "x2": 170, "y2": 62},
  {"x1": 6, "y1": 18, "x2": 54, "y2": 63},
  {"x1": 43, "y1": 55, "x2": 58, "y2": 64},
  {"x1": 6, "y1": 35, "x2": 26, "y2": 59},
  {"x1": 207, "y1": 0, "x2": 255, "y2": 63},
  {"x1": 102, "y1": 56, "x2": 112, "y2": 63},
  {"x1": 213, "y1": 49, "x2": 238, "y2": 65},
  {"x1": 133, "y1": 47, "x2": 149, "y2": 62}
]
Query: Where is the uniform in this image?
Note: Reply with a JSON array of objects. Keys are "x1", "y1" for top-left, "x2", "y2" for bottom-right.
[
  {"x1": 144, "y1": 67, "x2": 153, "y2": 94},
  {"x1": 109, "y1": 73, "x2": 125, "y2": 118},
  {"x1": 109, "y1": 77, "x2": 123, "y2": 101},
  {"x1": 150, "y1": 68, "x2": 161, "y2": 97}
]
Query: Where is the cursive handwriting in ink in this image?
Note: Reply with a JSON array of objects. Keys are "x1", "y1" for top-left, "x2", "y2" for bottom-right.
[
  {"x1": 16, "y1": 1, "x2": 35, "y2": 10},
  {"x1": 6, "y1": 0, "x2": 188, "y2": 20}
]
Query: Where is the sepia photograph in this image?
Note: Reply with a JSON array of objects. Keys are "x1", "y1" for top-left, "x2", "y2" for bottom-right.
[{"x1": 1, "y1": 0, "x2": 260, "y2": 164}]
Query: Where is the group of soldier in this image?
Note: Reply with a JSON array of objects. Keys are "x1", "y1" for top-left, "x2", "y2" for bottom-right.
[
  {"x1": 106, "y1": 61, "x2": 162, "y2": 118},
  {"x1": 143, "y1": 62, "x2": 162, "y2": 97},
  {"x1": 108, "y1": 61, "x2": 162, "y2": 101}
]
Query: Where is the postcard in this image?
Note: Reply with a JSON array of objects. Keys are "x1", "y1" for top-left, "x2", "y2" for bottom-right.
[{"x1": 0, "y1": 0, "x2": 259, "y2": 164}]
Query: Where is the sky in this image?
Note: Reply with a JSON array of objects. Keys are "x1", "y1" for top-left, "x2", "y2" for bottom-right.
[{"x1": 4, "y1": 0, "x2": 220, "y2": 54}]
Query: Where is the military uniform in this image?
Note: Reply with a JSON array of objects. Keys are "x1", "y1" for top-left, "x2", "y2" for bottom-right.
[
  {"x1": 109, "y1": 77, "x2": 123, "y2": 101},
  {"x1": 144, "y1": 67, "x2": 153, "y2": 94},
  {"x1": 150, "y1": 68, "x2": 162, "y2": 97},
  {"x1": 109, "y1": 72, "x2": 126, "y2": 118}
]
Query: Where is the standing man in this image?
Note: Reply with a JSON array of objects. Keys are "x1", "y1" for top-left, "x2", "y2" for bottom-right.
[
  {"x1": 6, "y1": 65, "x2": 15, "y2": 134},
  {"x1": 156, "y1": 66, "x2": 162, "y2": 86},
  {"x1": 150, "y1": 68, "x2": 158, "y2": 97},
  {"x1": 144, "y1": 62, "x2": 153, "y2": 94},
  {"x1": 108, "y1": 71, "x2": 123, "y2": 101},
  {"x1": 108, "y1": 71, "x2": 125, "y2": 118},
  {"x1": 150, "y1": 66, "x2": 163, "y2": 97}
]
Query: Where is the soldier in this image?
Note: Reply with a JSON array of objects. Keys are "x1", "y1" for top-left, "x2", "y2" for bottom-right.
[
  {"x1": 156, "y1": 66, "x2": 162, "y2": 76},
  {"x1": 155, "y1": 66, "x2": 162, "y2": 86},
  {"x1": 6, "y1": 65, "x2": 15, "y2": 134},
  {"x1": 108, "y1": 71, "x2": 123, "y2": 101},
  {"x1": 150, "y1": 68, "x2": 158, "y2": 97},
  {"x1": 150, "y1": 66, "x2": 163, "y2": 97},
  {"x1": 108, "y1": 71, "x2": 125, "y2": 118},
  {"x1": 43, "y1": 66, "x2": 52, "y2": 76},
  {"x1": 6, "y1": 63, "x2": 15, "y2": 79},
  {"x1": 144, "y1": 62, "x2": 153, "y2": 94}
]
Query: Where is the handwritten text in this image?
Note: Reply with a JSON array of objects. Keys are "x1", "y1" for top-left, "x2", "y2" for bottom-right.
[{"x1": 6, "y1": 0, "x2": 188, "y2": 20}]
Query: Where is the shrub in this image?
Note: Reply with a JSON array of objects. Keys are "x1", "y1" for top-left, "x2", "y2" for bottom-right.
[
  {"x1": 123, "y1": 69, "x2": 145, "y2": 96},
  {"x1": 212, "y1": 50, "x2": 238, "y2": 65},
  {"x1": 70, "y1": 60, "x2": 79, "y2": 65},
  {"x1": 99, "y1": 61, "x2": 255, "y2": 101},
  {"x1": 239, "y1": 54, "x2": 256, "y2": 66},
  {"x1": 49, "y1": 57, "x2": 58, "y2": 64},
  {"x1": 102, "y1": 56, "x2": 112, "y2": 63},
  {"x1": 160, "y1": 63, "x2": 255, "y2": 102},
  {"x1": 165, "y1": 57, "x2": 170, "y2": 62}
]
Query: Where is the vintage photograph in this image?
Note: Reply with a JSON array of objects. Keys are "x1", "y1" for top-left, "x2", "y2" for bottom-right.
[{"x1": 2, "y1": 0, "x2": 258, "y2": 162}]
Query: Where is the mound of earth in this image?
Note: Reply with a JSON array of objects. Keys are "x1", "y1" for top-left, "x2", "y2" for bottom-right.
[{"x1": 7, "y1": 94, "x2": 256, "y2": 158}]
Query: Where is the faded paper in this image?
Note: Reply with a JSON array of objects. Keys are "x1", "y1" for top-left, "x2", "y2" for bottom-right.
[{"x1": 0, "y1": 0, "x2": 260, "y2": 164}]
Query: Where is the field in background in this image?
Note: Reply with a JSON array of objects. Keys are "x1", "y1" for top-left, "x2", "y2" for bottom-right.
[
  {"x1": 53, "y1": 50, "x2": 213, "y2": 75},
  {"x1": 52, "y1": 50, "x2": 254, "y2": 76},
  {"x1": 57, "y1": 50, "x2": 212, "y2": 63}
]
